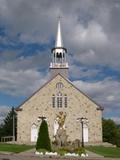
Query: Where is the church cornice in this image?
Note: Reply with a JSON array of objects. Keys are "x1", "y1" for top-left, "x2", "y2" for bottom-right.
[
  {"x1": 15, "y1": 108, "x2": 23, "y2": 111},
  {"x1": 50, "y1": 67, "x2": 69, "y2": 69},
  {"x1": 51, "y1": 47, "x2": 67, "y2": 53}
]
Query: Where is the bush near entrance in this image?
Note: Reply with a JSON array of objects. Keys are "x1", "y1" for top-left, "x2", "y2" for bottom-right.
[{"x1": 36, "y1": 119, "x2": 51, "y2": 151}]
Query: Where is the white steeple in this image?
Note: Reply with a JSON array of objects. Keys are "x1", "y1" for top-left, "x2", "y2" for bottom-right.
[
  {"x1": 50, "y1": 18, "x2": 69, "y2": 78},
  {"x1": 55, "y1": 19, "x2": 63, "y2": 47}
]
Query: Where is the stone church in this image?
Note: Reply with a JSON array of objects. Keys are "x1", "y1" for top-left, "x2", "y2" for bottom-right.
[{"x1": 16, "y1": 20, "x2": 103, "y2": 145}]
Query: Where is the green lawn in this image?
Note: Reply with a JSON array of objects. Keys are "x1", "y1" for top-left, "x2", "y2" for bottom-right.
[
  {"x1": 86, "y1": 146, "x2": 120, "y2": 158},
  {"x1": 0, "y1": 143, "x2": 34, "y2": 153}
]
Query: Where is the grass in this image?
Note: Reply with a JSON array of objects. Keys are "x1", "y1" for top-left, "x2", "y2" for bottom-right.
[
  {"x1": 1, "y1": 143, "x2": 120, "y2": 157},
  {"x1": 86, "y1": 146, "x2": 120, "y2": 158},
  {"x1": 0, "y1": 143, "x2": 34, "y2": 153}
]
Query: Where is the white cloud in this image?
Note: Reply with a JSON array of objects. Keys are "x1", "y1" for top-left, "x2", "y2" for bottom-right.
[
  {"x1": 0, "y1": 51, "x2": 50, "y2": 71},
  {"x1": 0, "y1": 68, "x2": 49, "y2": 96},
  {"x1": 73, "y1": 78, "x2": 120, "y2": 118},
  {"x1": 0, "y1": 50, "x2": 50, "y2": 96},
  {"x1": 75, "y1": 49, "x2": 97, "y2": 65},
  {"x1": 110, "y1": 117, "x2": 120, "y2": 124},
  {"x1": 106, "y1": 95, "x2": 115, "y2": 102},
  {"x1": 69, "y1": 64, "x2": 100, "y2": 79},
  {"x1": 68, "y1": 21, "x2": 108, "y2": 49},
  {"x1": 0, "y1": 106, "x2": 11, "y2": 124}
]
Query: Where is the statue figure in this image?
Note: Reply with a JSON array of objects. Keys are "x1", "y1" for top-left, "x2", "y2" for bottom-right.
[
  {"x1": 54, "y1": 112, "x2": 68, "y2": 147},
  {"x1": 56, "y1": 111, "x2": 66, "y2": 129}
]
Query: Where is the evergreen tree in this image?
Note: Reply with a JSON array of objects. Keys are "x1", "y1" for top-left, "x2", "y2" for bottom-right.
[
  {"x1": 36, "y1": 119, "x2": 51, "y2": 151},
  {"x1": 0, "y1": 107, "x2": 17, "y2": 140},
  {"x1": 0, "y1": 123, "x2": 4, "y2": 139}
]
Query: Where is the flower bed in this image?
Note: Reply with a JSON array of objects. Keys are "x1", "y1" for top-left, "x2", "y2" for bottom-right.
[{"x1": 35, "y1": 147, "x2": 88, "y2": 157}]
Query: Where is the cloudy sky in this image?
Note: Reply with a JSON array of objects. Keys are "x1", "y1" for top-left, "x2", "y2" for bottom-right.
[{"x1": 0, "y1": 0, "x2": 120, "y2": 123}]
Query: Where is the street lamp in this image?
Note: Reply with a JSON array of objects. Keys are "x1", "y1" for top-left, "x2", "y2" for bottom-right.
[
  {"x1": 37, "y1": 116, "x2": 46, "y2": 122},
  {"x1": 12, "y1": 107, "x2": 15, "y2": 141},
  {"x1": 77, "y1": 117, "x2": 88, "y2": 148}
]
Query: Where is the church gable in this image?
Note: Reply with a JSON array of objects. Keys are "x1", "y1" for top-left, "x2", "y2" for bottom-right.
[
  {"x1": 17, "y1": 73, "x2": 103, "y2": 144},
  {"x1": 16, "y1": 73, "x2": 102, "y2": 112}
]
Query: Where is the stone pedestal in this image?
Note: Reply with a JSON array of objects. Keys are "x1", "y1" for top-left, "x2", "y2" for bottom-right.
[{"x1": 55, "y1": 127, "x2": 68, "y2": 147}]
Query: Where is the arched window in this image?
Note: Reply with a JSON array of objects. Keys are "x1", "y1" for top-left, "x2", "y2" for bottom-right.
[
  {"x1": 57, "y1": 92, "x2": 62, "y2": 108},
  {"x1": 83, "y1": 124, "x2": 88, "y2": 142},
  {"x1": 52, "y1": 92, "x2": 67, "y2": 108},
  {"x1": 64, "y1": 94, "x2": 67, "y2": 108},
  {"x1": 52, "y1": 94, "x2": 55, "y2": 108},
  {"x1": 31, "y1": 123, "x2": 38, "y2": 142},
  {"x1": 54, "y1": 119, "x2": 59, "y2": 136},
  {"x1": 56, "y1": 82, "x2": 64, "y2": 89}
]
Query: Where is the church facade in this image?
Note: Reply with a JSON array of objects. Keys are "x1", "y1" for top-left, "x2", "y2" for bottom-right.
[{"x1": 16, "y1": 20, "x2": 103, "y2": 145}]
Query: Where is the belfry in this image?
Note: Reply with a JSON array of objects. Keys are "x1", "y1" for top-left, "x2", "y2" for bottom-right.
[{"x1": 50, "y1": 19, "x2": 69, "y2": 78}]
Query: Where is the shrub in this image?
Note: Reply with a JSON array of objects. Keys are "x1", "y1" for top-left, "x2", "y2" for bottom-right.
[
  {"x1": 53, "y1": 147, "x2": 85, "y2": 156},
  {"x1": 36, "y1": 120, "x2": 51, "y2": 151},
  {"x1": 57, "y1": 148, "x2": 68, "y2": 156},
  {"x1": 74, "y1": 147, "x2": 86, "y2": 155}
]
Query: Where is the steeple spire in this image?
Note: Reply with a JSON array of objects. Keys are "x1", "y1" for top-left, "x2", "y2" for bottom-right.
[
  {"x1": 55, "y1": 18, "x2": 63, "y2": 47},
  {"x1": 50, "y1": 17, "x2": 69, "y2": 78}
]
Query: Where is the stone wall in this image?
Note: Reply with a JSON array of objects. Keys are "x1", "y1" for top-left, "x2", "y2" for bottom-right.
[{"x1": 17, "y1": 74, "x2": 102, "y2": 144}]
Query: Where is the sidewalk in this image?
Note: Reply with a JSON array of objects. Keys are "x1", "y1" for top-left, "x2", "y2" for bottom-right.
[
  {"x1": 86, "y1": 149, "x2": 104, "y2": 158},
  {"x1": 18, "y1": 148, "x2": 36, "y2": 156}
]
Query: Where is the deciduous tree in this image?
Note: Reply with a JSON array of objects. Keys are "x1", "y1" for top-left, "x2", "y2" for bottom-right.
[{"x1": 102, "y1": 118, "x2": 120, "y2": 147}]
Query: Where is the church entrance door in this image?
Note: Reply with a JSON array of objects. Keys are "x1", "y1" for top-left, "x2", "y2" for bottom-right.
[
  {"x1": 83, "y1": 124, "x2": 88, "y2": 142},
  {"x1": 31, "y1": 124, "x2": 38, "y2": 142}
]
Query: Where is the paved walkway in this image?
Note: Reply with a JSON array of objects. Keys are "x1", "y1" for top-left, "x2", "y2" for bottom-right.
[
  {"x1": 18, "y1": 148, "x2": 36, "y2": 156},
  {"x1": 86, "y1": 150, "x2": 104, "y2": 158}
]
